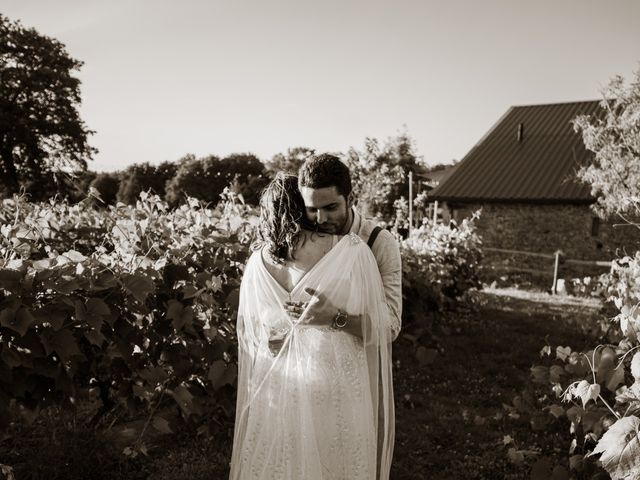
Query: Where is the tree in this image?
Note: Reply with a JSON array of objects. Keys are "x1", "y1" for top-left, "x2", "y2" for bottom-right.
[
  {"x1": 555, "y1": 69, "x2": 640, "y2": 480},
  {"x1": 0, "y1": 14, "x2": 96, "y2": 198},
  {"x1": 573, "y1": 69, "x2": 640, "y2": 223},
  {"x1": 90, "y1": 172, "x2": 121, "y2": 206},
  {"x1": 165, "y1": 153, "x2": 267, "y2": 206},
  {"x1": 266, "y1": 147, "x2": 315, "y2": 174},
  {"x1": 344, "y1": 131, "x2": 424, "y2": 219},
  {"x1": 221, "y1": 153, "x2": 269, "y2": 205},
  {"x1": 116, "y1": 161, "x2": 177, "y2": 204},
  {"x1": 423, "y1": 159, "x2": 459, "y2": 173}
]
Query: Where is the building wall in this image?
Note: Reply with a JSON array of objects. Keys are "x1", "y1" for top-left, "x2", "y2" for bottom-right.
[{"x1": 446, "y1": 202, "x2": 640, "y2": 286}]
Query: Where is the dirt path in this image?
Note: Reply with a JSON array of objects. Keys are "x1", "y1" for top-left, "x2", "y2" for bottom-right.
[{"x1": 391, "y1": 289, "x2": 603, "y2": 480}]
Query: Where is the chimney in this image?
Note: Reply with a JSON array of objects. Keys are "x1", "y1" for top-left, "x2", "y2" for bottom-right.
[{"x1": 517, "y1": 123, "x2": 524, "y2": 142}]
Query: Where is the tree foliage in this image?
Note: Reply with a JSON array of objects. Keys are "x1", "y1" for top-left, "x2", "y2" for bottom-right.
[
  {"x1": 0, "y1": 14, "x2": 95, "y2": 198},
  {"x1": 265, "y1": 147, "x2": 315, "y2": 174},
  {"x1": 90, "y1": 172, "x2": 121, "y2": 206},
  {"x1": 117, "y1": 161, "x2": 177, "y2": 204},
  {"x1": 521, "y1": 70, "x2": 640, "y2": 478},
  {"x1": 165, "y1": 153, "x2": 267, "y2": 206},
  {"x1": 573, "y1": 69, "x2": 640, "y2": 221},
  {"x1": 344, "y1": 131, "x2": 424, "y2": 219}
]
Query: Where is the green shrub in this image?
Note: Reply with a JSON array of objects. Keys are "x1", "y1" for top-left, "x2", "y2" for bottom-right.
[{"x1": 400, "y1": 213, "x2": 483, "y2": 329}]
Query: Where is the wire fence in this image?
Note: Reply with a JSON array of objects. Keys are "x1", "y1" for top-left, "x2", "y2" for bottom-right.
[{"x1": 482, "y1": 247, "x2": 612, "y2": 294}]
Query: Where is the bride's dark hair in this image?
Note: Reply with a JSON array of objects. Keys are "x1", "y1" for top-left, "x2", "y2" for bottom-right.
[{"x1": 253, "y1": 172, "x2": 308, "y2": 263}]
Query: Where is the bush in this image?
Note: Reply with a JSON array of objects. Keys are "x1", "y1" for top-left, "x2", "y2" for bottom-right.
[
  {"x1": 0, "y1": 191, "x2": 258, "y2": 449},
  {"x1": 400, "y1": 212, "x2": 483, "y2": 330}
]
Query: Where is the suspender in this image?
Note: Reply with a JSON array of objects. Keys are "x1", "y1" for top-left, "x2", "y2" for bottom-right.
[{"x1": 367, "y1": 226, "x2": 382, "y2": 249}]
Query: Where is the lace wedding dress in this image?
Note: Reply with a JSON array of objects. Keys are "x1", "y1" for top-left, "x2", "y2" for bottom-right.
[{"x1": 229, "y1": 233, "x2": 396, "y2": 480}]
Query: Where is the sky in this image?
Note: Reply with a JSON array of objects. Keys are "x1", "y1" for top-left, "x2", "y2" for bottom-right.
[{"x1": 3, "y1": 0, "x2": 640, "y2": 172}]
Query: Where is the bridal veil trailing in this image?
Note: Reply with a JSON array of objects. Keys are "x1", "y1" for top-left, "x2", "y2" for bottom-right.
[{"x1": 229, "y1": 232, "x2": 396, "y2": 480}]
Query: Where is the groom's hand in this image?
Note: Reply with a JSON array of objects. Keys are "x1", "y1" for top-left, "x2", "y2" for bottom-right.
[{"x1": 283, "y1": 287, "x2": 337, "y2": 326}]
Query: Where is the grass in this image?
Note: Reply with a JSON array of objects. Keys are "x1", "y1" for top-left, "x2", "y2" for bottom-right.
[{"x1": 0, "y1": 288, "x2": 606, "y2": 479}]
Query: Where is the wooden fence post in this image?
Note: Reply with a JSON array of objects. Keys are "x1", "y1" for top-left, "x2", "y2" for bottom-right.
[
  {"x1": 408, "y1": 170, "x2": 413, "y2": 236},
  {"x1": 552, "y1": 250, "x2": 561, "y2": 294}
]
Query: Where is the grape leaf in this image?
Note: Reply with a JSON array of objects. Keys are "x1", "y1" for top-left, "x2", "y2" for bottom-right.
[
  {"x1": 41, "y1": 329, "x2": 82, "y2": 360},
  {"x1": 540, "y1": 345, "x2": 552, "y2": 357},
  {"x1": 138, "y1": 366, "x2": 169, "y2": 384},
  {"x1": 166, "y1": 300, "x2": 193, "y2": 330},
  {"x1": 152, "y1": 416, "x2": 173, "y2": 434},
  {"x1": 606, "y1": 366, "x2": 625, "y2": 392},
  {"x1": 549, "y1": 365, "x2": 565, "y2": 383},
  {"x1": 171, "y1": 384, "x2": 194, "y2": 416},
  {"x1": 61, "y1": 250, "x2": 87, "y2": 263},
  {"x1": 208, "y1": 360, "x2": 227, "y2": 389},
  {"x1": 596, "y1": 348, "x2": 617, "y2": 383},
  {"x1": 590, "y1": 415, "x2": 640, "y2": 480},
  {"x1": 0, "y1": 306, "x2": 34, "y2": 337},
  {"x1": 574, "y1": 380, "x2": 600, "y2": 408},
  {"x1": 226, "y1": 288, "x2": 240, "y2": 312},
  {"x1": 616, "y1": 384, "x2": 640, "y2": 407},
  {"x1": 530, "y1": 365, "x2": 549, "y2": 384},
  {"x1": 631, "y1": 352, "x2": 640, "y2": 382},
  {"x1": 181, "y1": 284, "x2": 202, "y2": 299},
  {"x1": 569, "y1": 454, "x2": 584, "y2": 471},
  {"x1": 122, "y1": 274, "x2": 155, "y2": 303},
  {"x1": 1, "y1": 347, "x2": 21, "y2": 368},
  {"x1": 132, "y1": 384, "x2": 153, "y2": 401},
  {"x1": 556, "y1": 346, "x2": 571, "y2": 361},
  {"x1": 86, "y1": 298, "x2": 110, "y2": 317},
  {"x1": 31, "y1": 258, "x2": 53, "y2": 271},
  {"x1": 547, "y1": 404, "x2": 565, "y2": 418},
  {"x1": 84, "y1": 328, "x2": 106, "y2": 347},
  {"x1": 0, "y1": 269, "x2": 23, "y2": 291},
  {"x1": 565, "y1": 353, "x2": 591, "y2": 376},
  {"x1": 221, "y1": 363, "x2": 237, "y2": 387}
]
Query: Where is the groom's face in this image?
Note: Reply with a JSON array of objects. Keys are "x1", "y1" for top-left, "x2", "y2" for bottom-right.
[{"x1": 299, "y1": 186, "x2": 353, "y2": 235}]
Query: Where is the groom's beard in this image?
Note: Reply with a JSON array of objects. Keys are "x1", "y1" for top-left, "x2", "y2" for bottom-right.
[{"x1": 313, "y1": 207, "x2": 352, "y2": 235}]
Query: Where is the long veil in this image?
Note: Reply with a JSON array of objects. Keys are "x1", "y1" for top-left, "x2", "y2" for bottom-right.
[{"x1": 230, "y1": 232, "x2": 395, "y2": 480}]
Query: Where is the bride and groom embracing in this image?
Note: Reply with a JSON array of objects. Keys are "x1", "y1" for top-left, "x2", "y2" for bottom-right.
[{"x1": 230, "y1": 153, "x2": 402, "y2": 480}]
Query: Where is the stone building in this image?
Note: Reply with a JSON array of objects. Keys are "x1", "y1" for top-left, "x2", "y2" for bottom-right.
[{"x1": 429, "y1": 100, "x2": 640, "y2": 285}]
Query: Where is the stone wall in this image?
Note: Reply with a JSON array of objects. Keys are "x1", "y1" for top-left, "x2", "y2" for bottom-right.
[{"x1": 444, "y1": 202, "x2": 640, "y2": 287}]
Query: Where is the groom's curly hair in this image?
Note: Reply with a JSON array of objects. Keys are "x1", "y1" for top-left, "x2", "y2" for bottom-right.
[
  {"x1": 298, "y1": 153, "x2": 352, "y2": 198},
  {"x1": 253, "y1": 172, "x2": 308, "y2": 263}
]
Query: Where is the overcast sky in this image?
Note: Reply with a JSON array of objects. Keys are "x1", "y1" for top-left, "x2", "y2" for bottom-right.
[{"x1": 3, "y1": 0, "x2": 639, "y2": 172}]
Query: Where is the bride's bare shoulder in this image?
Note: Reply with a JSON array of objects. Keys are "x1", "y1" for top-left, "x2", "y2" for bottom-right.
[{"x1": 298, "y1": 229, "x2": 337, "y2": 248}]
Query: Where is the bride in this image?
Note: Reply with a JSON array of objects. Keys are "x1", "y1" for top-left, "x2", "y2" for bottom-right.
[{"x1": 229, "y1": 172, "x2": 395, "y2": 480}]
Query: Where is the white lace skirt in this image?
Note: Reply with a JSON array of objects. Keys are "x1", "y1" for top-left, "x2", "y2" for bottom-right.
[{"x1": 233, "y1": 328, "x2": 376, "y2": 480}]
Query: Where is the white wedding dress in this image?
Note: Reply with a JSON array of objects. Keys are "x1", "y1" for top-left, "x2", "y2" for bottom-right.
[{"x1": 229, "y1": 233, "x2": 396, "y2": 480}]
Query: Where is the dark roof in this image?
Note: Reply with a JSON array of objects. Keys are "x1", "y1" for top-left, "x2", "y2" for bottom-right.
[{"x1": 430, "y1": 100, "x2": 602, "y2": 204}]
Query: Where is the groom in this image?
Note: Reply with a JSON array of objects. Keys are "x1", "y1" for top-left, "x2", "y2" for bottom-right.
[{"x1": 284, "y1": 153, "x2": 402, "y2": 338}]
